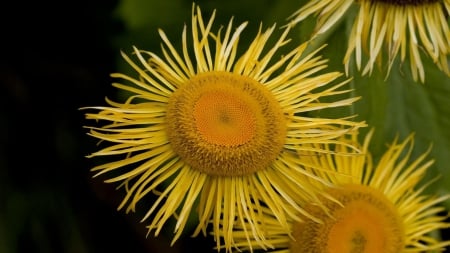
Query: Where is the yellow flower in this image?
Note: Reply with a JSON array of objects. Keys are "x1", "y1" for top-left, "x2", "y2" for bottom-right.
[
  {"x1": 289, "y1": 0, "x2": 450, "y2": 82},
  {"x1": 230, "y1": 130, "x2": 450, "y2": 252},
  {"x1": 82, "y1": 4, "x2": 365, "y2": 251}
]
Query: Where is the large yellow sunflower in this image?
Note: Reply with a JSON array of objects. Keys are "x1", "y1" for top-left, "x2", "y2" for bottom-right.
[
  {"x1": 82, "y1": 4, "x2": 365, "y2": 252},
  {"x1": 229, "y1": 130, "x2": 450, "y2": 252},
  {"x1": 289, "y1": 0, "x2": 450, "y2": 82}
]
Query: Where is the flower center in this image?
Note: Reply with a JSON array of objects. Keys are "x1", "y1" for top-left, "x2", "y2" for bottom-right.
[
  {"x1": 194, "y1": 90, "x2": 255, "y2": 147},
  {"x1": 369, "y1": 0, "x2": 439, "y2": 5},
  {"x1": 166, "y1": 71, "x2": 286, "y2": 177},
  {"x1": 290, "y1": 184, "x2": 404, "y2": 253}
]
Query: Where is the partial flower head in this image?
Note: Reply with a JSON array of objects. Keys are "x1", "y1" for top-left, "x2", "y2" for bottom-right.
[
  {"x1": 289, "y1": 0, "x2": 450, "y2": 82},
  {"x1": 83, "y1": 4, "x2": 365, "y2": 252},
  {"x1": 230, "y1": 130, "x2": 450, "y2": 252}
]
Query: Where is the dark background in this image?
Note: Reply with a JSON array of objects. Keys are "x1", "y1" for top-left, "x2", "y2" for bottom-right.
[
  {"x1": 1, "y1": 1, "x2": 449, "y2": 253},
  {"x1": 0, "y1": 1, "x2": 214, "y2": 252}
]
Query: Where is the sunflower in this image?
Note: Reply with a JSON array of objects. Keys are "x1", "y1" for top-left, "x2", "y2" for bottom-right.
[
  {"x1": 229, "y1": 130, "x2": 450, "y2": 252},
  {"x1": 82, "y1": 4, "x2": 365, "y2": 252},
  {"x1": 288, "y1": 0, "x2": 450, "y2": 82}
]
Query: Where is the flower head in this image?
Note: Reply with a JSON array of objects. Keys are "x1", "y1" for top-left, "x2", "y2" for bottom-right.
[
  {"x1": 289, "y1": 0, "x2": 450, "y2": 82},
  {"x1": 83, "y1": 4, "x2": 364, "y2": 251},
  {"x1": 230, "y1": 130, "x2": 450, "y2": 252}
]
